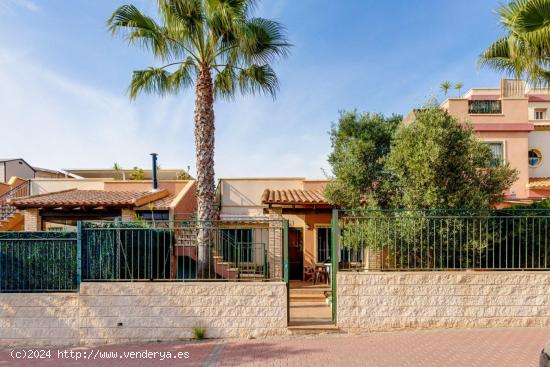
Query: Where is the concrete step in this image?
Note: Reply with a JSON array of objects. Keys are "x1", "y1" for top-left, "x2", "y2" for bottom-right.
[{"x1": 287, "y1": 324, "x2": 342, "y2": 335}]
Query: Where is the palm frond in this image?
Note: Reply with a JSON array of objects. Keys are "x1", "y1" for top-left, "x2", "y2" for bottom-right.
[
  {"x1": 479, "y1": 36, "x2": 527, "y2": 77},
  {"x1": 128, "y1": 61, "x2": 196, "y2": 99},
  {"x1": 206, "y1": 0, "x2": 255, "y2": 20},
  {"x1": 157, "y1": 0, "x2": 205, "y2": 40},
  {"x1": 483, "y1": 0, "x2": 550, "y2": 86},
  {"x1": 169, "y1": 57, "x2": 198, "y2": 90},
  {"x1": 108, "y1": 5, "x2": 171, "y2": 60},
  {"x1": 213, "y1": 66, "x2": 237, "y2": 99},
  {"x1": 238, "y1": 64, "x2": 279, "y2": 97},
  {"x1": 237, "y1": 17, "x2": 291, "y2": 64}
]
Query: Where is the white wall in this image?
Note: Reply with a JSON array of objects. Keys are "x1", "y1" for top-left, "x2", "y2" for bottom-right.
[
  {"x1": 528, "y1": 101, "x2": 550, "y2": 121},
  {"x1": 528, "y1": 131, "x2": 550, "y2": 177},
  {"x1": 219, "y1": 178, "x2": 304, "y2": 218},
  {"x1": 30, "y1": 179, "x2": 106, "y2": 195}
]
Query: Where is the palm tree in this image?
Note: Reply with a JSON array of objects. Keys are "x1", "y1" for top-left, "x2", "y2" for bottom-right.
[
  {"x1": 454, "y1": 82, "x2": 463, "y2": 97},
  {"x1": 108, "y1": 0, "x2": 290, "y2": 273},
  {"x1": 112, "y1": 162, "x2": 124, "y2": 180},
  {"x1": 480, "y1": 0, "x2": 550, "y2": 87},
  {"x1": 440, "y1": 81, "x2": 451, "y2": 96}
]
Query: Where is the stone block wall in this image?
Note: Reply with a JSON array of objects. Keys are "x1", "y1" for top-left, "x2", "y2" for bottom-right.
[
  {"x1": 0, "y1": 294, "x2": 80, "y2": 347},
  {"x1": 0, "y1": 282, "x2": 287, "y2": 347},
  {"x1": 338, "y1": 272, "x2": 550, "y2": 332},
  {"x1": 268, "y1": 215, "x2": 283, "y2": 279}
]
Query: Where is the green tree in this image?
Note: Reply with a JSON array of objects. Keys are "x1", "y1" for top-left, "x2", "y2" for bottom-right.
[
  {"x1": 440, "y1": 81, "x2": 451, "y2": 96},
  {"x1": 324, "y1": 111, "x2": 401, "y2": 208},
  {"x1": 383, "y1": 108, "x2": 518, "y2": 209},
  {"x1": 176, "y1": 170, "x2": 193, "y2": 180},
  {"x1": 108, "y1": 1, "x2": 290, "y2": 274},
  {"x1": 129, "y1": 166, "x2": 146, "y2": 180},
  {"x1": 480, "y1": 0, "x2": 550, "y2": 86}
]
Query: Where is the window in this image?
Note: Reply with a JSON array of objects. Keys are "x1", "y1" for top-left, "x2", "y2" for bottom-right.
[
  {"x1": 137, "y1": 211, "x2": 169, "y2": 221},
  {"x1": 316, "y1": 227, "x2": 331, "y2": 263},
  {"x1": 220, "y1": 229, "x2": 253, "y2": 263},
  {"x1": 483, "y1": 142, "x2": 504, "y2": 166},
  {"x1": 468, "y1": 100, "x2": 502, "y2": 114},
  {"x1": 535, "y1": 109, "x2": 547, "y2": 120},
  {"x1": 529, "y1": 149, "x2": 543, "y2": 167}
]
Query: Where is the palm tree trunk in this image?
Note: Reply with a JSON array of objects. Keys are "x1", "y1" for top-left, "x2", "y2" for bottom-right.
[{"x1": 194, "y1": 66, "x2": 216, "y2": 277}]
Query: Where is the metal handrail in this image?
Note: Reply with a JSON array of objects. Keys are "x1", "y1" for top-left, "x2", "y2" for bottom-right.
[{"x1": 0, "y1": 180, "x2": 30, "y2": 220}]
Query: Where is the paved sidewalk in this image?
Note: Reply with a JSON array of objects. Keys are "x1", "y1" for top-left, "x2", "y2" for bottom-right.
[{"x1": 1, "y1": 327, "x2": 549, "y2": 366}]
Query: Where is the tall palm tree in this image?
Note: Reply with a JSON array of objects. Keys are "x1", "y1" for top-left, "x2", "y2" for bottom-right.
[
  {"x1": 480, "y1": 0, "x2": 550, "y2": 87},
  {"x1": 440, "y1": 81, "x2": 451, "y2": 96},
  {"x1": 454, "y1": 82, "x2": 463, "y2": 97},
  {"x1": 108, "y1": 0, "x2": 290, "y2": 272}
]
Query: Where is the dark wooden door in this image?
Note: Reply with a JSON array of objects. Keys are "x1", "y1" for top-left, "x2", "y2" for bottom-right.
[{"x1": 288, "y1": 228, "x2": 303, "y2": 280}]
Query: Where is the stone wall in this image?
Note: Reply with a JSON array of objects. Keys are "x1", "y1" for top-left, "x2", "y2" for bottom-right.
[
  {"x1": 0, "y1": 293, "x2": 80, "y2": 347},
  {"x1": 338, "y1": 272, "x2": 550, "y2": 332},
  {"x1": 0, "y1": 282, "x2": 287, "y2": 347}
]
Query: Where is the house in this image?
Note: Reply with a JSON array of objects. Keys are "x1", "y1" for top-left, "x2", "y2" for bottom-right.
[
  {"x1": 404, "y1": 79, "x2": 550, "y2": 203},
  {"x1": 0, "y1": 154, "x2": 196, "y2": 231},
  {"x1": 0, "y1": 159, "x2": 35, "y2": 183},
  {"x1": 7, "y1": 179, "x2": 196, "y2": 231},
  {"x1": 0, "y1": 158, "x2": 65, "y2": 183},
  {"x1": 217, "y1": 177, "x2": 336, "y2": 281}
]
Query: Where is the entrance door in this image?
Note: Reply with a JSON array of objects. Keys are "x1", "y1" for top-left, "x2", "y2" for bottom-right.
[{"x1": 288, "y1": 228, "x2": 303, "y2": 280}]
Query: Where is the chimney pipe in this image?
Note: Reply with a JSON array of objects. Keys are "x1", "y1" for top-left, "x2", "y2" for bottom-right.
[{"x1": 150, "y1": 153, "x2": 158, "y2": 192}]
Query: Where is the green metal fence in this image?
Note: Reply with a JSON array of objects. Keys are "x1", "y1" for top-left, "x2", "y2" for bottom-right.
[
  {"x1": 82, "y1": 220, "x2": 284, "y2": 282},
  {"x1": 0, "y1": 219, "x2": 285, "y2": 292},
  {"x1": 0, "y1": 231, "x2": 78, "y2": 292},
  {"x1": 335, "y1": 209, "x2": 550, "y2": 271}
]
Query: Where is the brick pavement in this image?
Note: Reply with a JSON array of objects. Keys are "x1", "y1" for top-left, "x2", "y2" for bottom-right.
[{"x1": 1, "y1": 328, "x2": 549, "y2": 366}]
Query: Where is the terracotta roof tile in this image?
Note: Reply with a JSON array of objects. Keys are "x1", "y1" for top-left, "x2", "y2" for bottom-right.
[
  {"x1": 136, "y1": 194, "x2": 175, "y2": 210},
  {"x1": 261, "y1": 189, "x2": 330, "y2": 205},
  {"x1": 528, "y1": 177, "x2": 550, "y2": 189},
  {"x1": 9, "y1": 189, "x2": 169, "y2": 209}
]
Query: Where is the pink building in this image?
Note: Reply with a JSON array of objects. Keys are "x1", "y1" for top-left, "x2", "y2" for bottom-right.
[{"x1": 405, "y1": 79, "x2": 550, "y2": 204}]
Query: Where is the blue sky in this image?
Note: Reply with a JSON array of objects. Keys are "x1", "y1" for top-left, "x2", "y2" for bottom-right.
[{"x1": 0, "y1": 0, "x2": 506, "y2": 178}]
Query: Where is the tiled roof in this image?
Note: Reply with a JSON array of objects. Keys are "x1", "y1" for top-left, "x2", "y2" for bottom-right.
[
  {"x1": 136, "y1": 194, "x2": 174, "y2": 210},
  {"x1": 9, "y1": 189, "x2": 169, "y2": 209},
  {"x1": 261, "y1": 189, "x2": 330, "y2": 205},
  {"x1": 528, "y1": 178, "x2": 550, "y2": 189}
]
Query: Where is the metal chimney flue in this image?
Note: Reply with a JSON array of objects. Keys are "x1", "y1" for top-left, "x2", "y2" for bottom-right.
[{"x1": 150, "y1": 153, "x2": 158, "y2": 192}]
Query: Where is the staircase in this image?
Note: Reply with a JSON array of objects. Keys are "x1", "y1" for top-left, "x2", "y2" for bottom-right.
[
  {"x1": 288, "y1": 284, "x2": 339, "y2": 333},
  {"x1": 0, "y1": 180, "x2": 30, "y2": 231},
  {"x1": 174, "y1": 229, "x2": 267, "y2": 280}
]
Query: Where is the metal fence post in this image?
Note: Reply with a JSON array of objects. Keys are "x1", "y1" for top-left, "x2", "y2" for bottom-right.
[
  {"x1": 331, "y1": 208, "x2": 340, "y2": 323},
  {"x1": 283, "y1": 219, "x2": 289, "y2": 324},
  {"x1": 76, "y1": 221, "x2": 82, "y2": 291}
]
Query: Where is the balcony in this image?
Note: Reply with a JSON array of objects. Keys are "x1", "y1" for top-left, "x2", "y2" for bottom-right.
[{"x1": 468, "y1": 100, "x2": 502, "y2": 114}]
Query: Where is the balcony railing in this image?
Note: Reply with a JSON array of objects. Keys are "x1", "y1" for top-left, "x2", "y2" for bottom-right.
[{"x1": 468, "y1": 100, "x2": 502, "y2": 114}]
